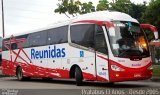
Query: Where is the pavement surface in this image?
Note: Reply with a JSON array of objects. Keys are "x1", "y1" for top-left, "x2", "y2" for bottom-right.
[
  {"x1": 0, "y1": 67, "x2": 160, "y2": 95},
  {"x1": 0, "y1": 77, "x2": 160, "y2": 95}
]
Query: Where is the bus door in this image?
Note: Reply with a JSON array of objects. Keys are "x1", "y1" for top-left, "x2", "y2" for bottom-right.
[{"x1": 95, "y1": 25, "x2": 109, "y2": 81}]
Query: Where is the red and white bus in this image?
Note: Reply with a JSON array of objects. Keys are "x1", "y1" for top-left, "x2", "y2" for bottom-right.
[
  {"x1": 0, "y1": 37, "x2": 2, "y2": 65},
  {"x1": 2, "y1": 11, "x2": 153, "y2": 86}
]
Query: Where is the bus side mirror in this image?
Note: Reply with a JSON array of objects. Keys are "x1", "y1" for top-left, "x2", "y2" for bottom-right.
[{"x1": 140, "y1": 24, "x2": 159, "y2": 40}]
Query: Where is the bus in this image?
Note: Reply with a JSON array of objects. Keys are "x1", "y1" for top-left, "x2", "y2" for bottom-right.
[
  {"x1": 0, "y1": 37, "x2": 2, "y2": 65},
  {"x1": 2, "y1": 11, "x2": 153, "y2": 86}
]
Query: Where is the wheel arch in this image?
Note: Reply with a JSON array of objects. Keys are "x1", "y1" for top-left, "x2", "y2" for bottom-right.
[
  {"x1": 16, "y1": 65, "x2": 21, "y2": 76},
  {"x1": 69, "y1": 64, "x2": 83, "y2": 79}
]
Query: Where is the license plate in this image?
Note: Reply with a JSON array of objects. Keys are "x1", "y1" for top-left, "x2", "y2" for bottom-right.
[{"x1": 134, "y1": 74, "x2": 141, "y2": 77}]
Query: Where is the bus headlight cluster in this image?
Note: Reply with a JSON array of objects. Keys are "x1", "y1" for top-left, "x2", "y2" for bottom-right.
[{"x1": 111, "y1": 65, "x2": 125, "y2": 71}]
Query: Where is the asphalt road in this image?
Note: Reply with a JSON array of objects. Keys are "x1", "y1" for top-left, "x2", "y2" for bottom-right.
[{"x1": 0, "y1": 77, "x2": 160, "y2": 95}]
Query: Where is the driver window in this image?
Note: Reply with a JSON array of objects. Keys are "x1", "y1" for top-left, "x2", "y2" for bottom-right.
[{"x1": 95, "y1": 25, "x2": 108, "y2": 55}]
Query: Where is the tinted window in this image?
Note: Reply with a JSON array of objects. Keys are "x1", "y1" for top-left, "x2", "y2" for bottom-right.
[
  {"x1": 12, "y1": 35, "x2": 28, "y2": 49},
  {"x1": 108, "y1": 21, "x2": 149, "y2": 58},
  {"x1": 11, "y1": 43, "x2": 18, "y2": 50},
  {"x1": 2, "y1": 39, "x2": 9, "y2": 51},
  {"x1": 3, "y1": 26, "x2": 68, "y2": 49},
  {"x1": 47, "y1": 25, "x2": 68, "y2": 44},
  {"x1": 16, "y1": 34, "x2": 29, "y2": 48},
  {"x1": 28, "y1": 31, "x2": 47, "y2": 47},
  {"x1": 70, "y1": 24, "x2": 94, "y2": 48},
  {"x1": 2, "y1": 35, "x2": 28, "y2": 50},
  {"x1": 2, "y1": 38, "x2": 18, "y2": 50},
  {"x1": 95, "y1": 25, "x2": 108, "y2": 54}
]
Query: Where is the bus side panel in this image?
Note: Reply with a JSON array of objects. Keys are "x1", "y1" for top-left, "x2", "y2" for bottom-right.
[
  {"x1": 2, "y1": 48, "x2": 40, "y2": 77},
  {"x1": 18, "y1": 44, "x2": 70, "y2": 78},
  {"x1": 2, "y1": 51, "x2": 16, "y2": 76},
  {"x1": 62, "y1": 44, "x2": 96, "y2": 80},
  {"x1": 2, "y1": 43, "x2": 98, "y2": 81},
  {"x1": 2, "y1": 59, "x2": 15, "y2": 76},
  {"x1": 24, "y1": 46, "x2": 62, "y2": 78}
]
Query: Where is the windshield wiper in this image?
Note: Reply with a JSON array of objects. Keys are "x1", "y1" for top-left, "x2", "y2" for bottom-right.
[
  {"x1": 118, "y1": 49, "x2": 144, "y2": 58},
  {"x1": 118, "y1": 49, "x2": 130, "y2": 57}
]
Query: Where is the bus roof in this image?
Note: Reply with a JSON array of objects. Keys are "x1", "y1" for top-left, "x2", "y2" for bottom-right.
[
  {"x1": 74, "y1": 11, "x2": 138, "y2": 23},
  {"x1": 5, "y1": 11, "x2": 138, "y2": 38}
]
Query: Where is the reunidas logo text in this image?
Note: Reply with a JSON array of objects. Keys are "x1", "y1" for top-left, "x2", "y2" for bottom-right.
[{"x1": 31, "y1": 46, "x2": 65, "y2": 59}]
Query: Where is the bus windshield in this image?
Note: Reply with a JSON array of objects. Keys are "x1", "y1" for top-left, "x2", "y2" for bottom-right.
[{"x1": 108, "y1": 21, "x2": 150, "y2": 58}]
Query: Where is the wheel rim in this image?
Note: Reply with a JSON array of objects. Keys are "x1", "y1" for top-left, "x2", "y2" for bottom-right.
[
  {"x1": 75, "y1": 71, "x2": 76, "y2": 78},
  {"x1": 18, "y1": 68, "x2": 22, "y2": 80}
]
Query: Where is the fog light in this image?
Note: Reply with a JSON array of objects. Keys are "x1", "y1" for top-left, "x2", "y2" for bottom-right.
[{"x1": 116, "y1": 74, "x2": 119, "y2": 77}]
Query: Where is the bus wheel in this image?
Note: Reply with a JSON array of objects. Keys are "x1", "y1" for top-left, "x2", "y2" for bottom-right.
[
  {"x1": 16, "y1": 67, "x2": 25, "y2": 81},
  {"x1": 75, "y1": 67, "x2": 83, "y2": 86}
]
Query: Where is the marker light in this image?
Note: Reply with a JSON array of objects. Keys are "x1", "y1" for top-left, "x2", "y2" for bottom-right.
[{"x1": 111, "y1": 65, "x2": 125, "y2": 71}]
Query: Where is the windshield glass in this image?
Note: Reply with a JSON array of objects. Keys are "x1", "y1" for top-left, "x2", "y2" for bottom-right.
[{"x1": 108, "y1": 21, "x2": 150, "y2": 58}]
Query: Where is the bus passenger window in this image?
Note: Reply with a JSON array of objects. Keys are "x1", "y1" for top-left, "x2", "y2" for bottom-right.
[
  {"x1": 2, "y1": 39, "x2": 9, "y2": 51},
  {"x1": 11, "y1": 43, "x2": 17, "y2": 50},
  {"x1": 28, "y1": 31, "x2": 47, "y2": 47},
  {"x1": 70, "y1": 24, "x2": 95, "y2": 48},
  {"x1": 47, "y1": 25, "x2": 68, "y2": 45}
]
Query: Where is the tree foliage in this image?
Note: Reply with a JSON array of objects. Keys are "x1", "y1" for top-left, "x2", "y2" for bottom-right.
[
  {"x1": 79, "y1": 2, "x2": 95, "y2": 14},
  {"x1": 109, "y1": 0, "x2": 132, "y2": 13},
  {"x1": 142, "y1": 0, "x2": 160, "y2": 31},
  {"x1": 128, "y1": 3, "x2": 147, "y2": 22},
  {"x1": 54, "y1": 0, "x2": 160, "y2": 33},
  {"x1": 96, "y1": 0, "x2": 109, "y2": 11},
  {"x1": 54, "y1": 0, "x2": 95, "y2": 17},
  {"x1": 54, "y1": 0, "x2": 79, "y2": 18}
]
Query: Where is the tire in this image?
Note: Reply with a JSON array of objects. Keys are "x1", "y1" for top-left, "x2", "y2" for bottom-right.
[
  {"x1": 16, "y1": 67, "x2": 30, "y2": 81},
  {"x1": 17, "y1": 67, "x2": 24, "y2": 81},
  {"x1": 75, "y1": 67, "x2": 83, "y2": 86}
]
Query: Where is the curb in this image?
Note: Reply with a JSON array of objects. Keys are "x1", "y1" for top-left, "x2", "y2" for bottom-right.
[{"x1": 151, "y1": 77, "x2": 160, "y2": 82}]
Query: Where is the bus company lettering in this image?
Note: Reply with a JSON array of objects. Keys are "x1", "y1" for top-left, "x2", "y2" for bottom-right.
[
  {"x1": 132, "y1": 64, "x2": 141, "y2": 67},
  {"x1": 31, "y1": 46, "x2": 65, "y2": 59}
]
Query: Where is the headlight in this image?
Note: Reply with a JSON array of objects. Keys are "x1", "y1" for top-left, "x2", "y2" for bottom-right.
[{"x1": 111, "y1": 65, "x2": 125, "y2": 71}]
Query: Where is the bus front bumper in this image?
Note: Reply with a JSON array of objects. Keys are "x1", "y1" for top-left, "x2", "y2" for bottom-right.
[{"x1": 109, "y1": 69, "x2": 152, "y2": 82}]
